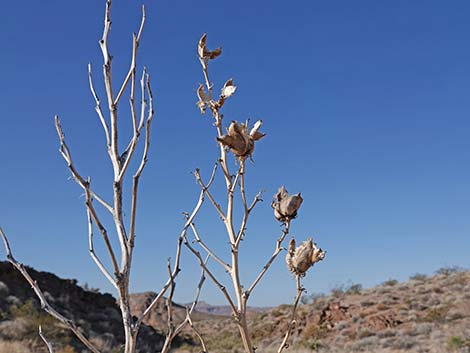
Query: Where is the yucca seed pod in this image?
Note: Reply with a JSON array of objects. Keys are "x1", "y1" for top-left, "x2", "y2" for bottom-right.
[
  {"x1": 217, "y1": 120, "x2": 265, "y2": 158},
  {"x1": 272, "y1": 186, "x2": 303, "y2": 222},
  {"x1": 285, "y1": 238, "x2": 325, "y2": 275}
]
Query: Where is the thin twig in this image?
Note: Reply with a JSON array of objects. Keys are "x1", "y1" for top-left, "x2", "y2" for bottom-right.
[
  {"x1": 88, "y1": 63, "x2": 111, "y2": 148},
  {"x1": 183, "y1": 233, "x2": 237, "y2": 315},
  {"x1": 99, "y1": 0, "x2": 120, "y2": 176},
  {"x1": 86, "y1": 204, "x2": 118, "y2": 289},
  {"x1": 245, "y1": 221, "x2": 290, "y2": 298},
  {"x1": 54, "y1": 116, "x2": 114, "y2": 214},
  {"x1": 187, "y1": 307, "x2": 208, "y2": 353},
  {"x1": 135, "y1": 186, "x2": 206, "y2": 328},
  {"x1": 0, "y1": 228, "x2": 101, "y2": 353},
  {"x1": 114, "y1": 5, "x2": 146, "y2": 106},
  {"x1": 188, "y1": 221, "x2": 231, "y2": 272},
  {"x1": 129, "y1": 72, "x2": 155, "y2": 251},
  {"x1": 83, "y1": 181, "x2": 120, "y2": 279},
  {"x1": 194, "y1": 168, "x2": 226, "y2": 222},
  {"x1": 161, "y1": 256, "x2": 209, "y2": 353},
  {"x1": 39, "y1": 326, "x2": 55, "y2": 353},
  {"x1": 134, "y1": 235, "x2": 182, "y2": 329},
  {"x1": 277, "y1": 275, "x2": 304, "y2": 353}
]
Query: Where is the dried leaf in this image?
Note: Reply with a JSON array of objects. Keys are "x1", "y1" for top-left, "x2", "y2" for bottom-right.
[
  {"x1": 221, "y1": 79, "x2": 237, "y2": 98},
  {"x1": 208, "y1": 47, "x2": 222, "y2": 60},
  {"x1": 196, "y1": 84, "x2": 208, "y2": 114},
  {"x1": 198, "y1": 34, "x2": 207, "y2": 59},
  {"x1": 198, "y1": 33, "x2": 222, "y2": 60},
  {"x1": 196, "y1": 100, "x2": 206, "y2": 114}
]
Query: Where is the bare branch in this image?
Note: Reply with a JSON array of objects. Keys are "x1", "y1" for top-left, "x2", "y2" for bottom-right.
[
  {"x1": 194, "y1": 168, "x2": 226, "y2": 222},
  {"x1": 129, "y1": 72, "x2": 155, "y2": 249},
  {"x1": 86, "y1": 204, "x2": 118, "y2": 289},
  {"x1": 188, "y1": 256, "x2": 207, "y2": 314},
  {"x1": 114, "y1": 5, "x2": 146, "y2": 106},
  {"x1": 277, "y1": 275, "x2": 304, "y2": 353},
  {"x1": 134, "y1": 73, "x2": 154, "y2": 178},
  {"x1": 248, "y1": 190, "x2": 263, "y2": 213},
  {"x1": 135, "y1": 186, "x2": 206, "y2": 328},
  {"x1": 163, "y1": 259, "x2": 176, "y2": 350},
  {"x1": 83, "y1": 183, "x2": 120, "y2": 278},
  {"x1": 99, "y1": 0, "x2": 120, "y2": 176},
  {"x1": 118, "y1": 68, "x2": 150, "y2": 182},
  {"x1": 188, "y1": 221, "x2": 231, "y2": 273},
  {"x1": 245, "y1": 221, "x2": 291, "y2": 298},
  {"x1": 184, "y1": 236, "x2": 237, "y2": 315},
  {"x1": 0, "y1": 228, "x2": 101, "y2": 353},
  {"x1": 39, "y1": 326, "x2": 55, "y2": 353},
  {"x1": 186, "y1": 306, "x2": 208, "y2": 353},
  {"x1": 88, "y1": 63, "x2": 111, "y2": 148},
  {"x1": 54, "y1": 116, "x2": 114, "y2": 214},
  {"x1": 135, "y1": 236, "x2": 182, "y2": 329}
]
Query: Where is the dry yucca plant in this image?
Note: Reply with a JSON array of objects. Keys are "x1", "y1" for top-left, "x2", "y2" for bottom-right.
[
  {"x1": 0, "y1": 2, "x2": 325, "y2": 353},
  {"x1": 186, "y1": 34, "x2": 326, "y2": 353}
]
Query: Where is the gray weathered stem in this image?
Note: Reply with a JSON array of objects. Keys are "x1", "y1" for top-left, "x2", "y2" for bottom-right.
[
  {"x1": 278, "y1": 275, "x2": 304, "y2": 353},
  {"x1": 161, "y1": 256, "x2": 209, "y2": 353},
  {"x1": 39, "y1": 326, "x2": 55, "y2": 353}
]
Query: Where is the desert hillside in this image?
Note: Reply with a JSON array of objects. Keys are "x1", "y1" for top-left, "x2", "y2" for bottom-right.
[
  {"x1": 0, "y1": 262, "x2": 190, "y2": 353},
  {"x1": 171, "y1": 268, "x2": 470, "y2": 353},
  {"x1": 1, "y1": 262, "x2": 469, "y2": 353}
]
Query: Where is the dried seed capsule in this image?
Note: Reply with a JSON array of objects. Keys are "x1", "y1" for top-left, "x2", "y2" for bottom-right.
[
  {"x1": 285, "y1": 238, "x2": 325, "y2": 275},
  {"x1": 272, "y1": 186, "x2": 303, "y2": 222},
  {"x1": 217, "y1": 120, "x2": 265, "y2": 158}
]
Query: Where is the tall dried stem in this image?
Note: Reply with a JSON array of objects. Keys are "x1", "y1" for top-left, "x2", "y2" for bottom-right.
[
  {"x1": 188, "y1": 34, "x2": 326, "y2": 353},
  {"x1": 0, "y1": 2, "x2": 200, "y2": 353}
]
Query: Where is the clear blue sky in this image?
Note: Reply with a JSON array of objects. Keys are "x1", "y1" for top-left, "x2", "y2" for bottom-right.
[{"x1": 0, "y1": 0, "x2": 469, "y2": 306}]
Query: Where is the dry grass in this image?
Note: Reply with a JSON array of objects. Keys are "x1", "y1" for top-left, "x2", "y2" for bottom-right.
[{"x1": 0, "y1": 341, "x2": 32, "y2": 353}]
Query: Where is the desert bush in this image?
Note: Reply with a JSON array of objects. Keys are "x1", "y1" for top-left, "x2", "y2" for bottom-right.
[
  {"x1": 435, "y1": 266, "x2": 461, "y2": 276},
  {"x1": 376, "y1": 303, "x2": 388, "y2": 311},
  {"x1": 360, "y1": 299, "x2": 375, "y2": 308},
  {"x1": 421, "y1": 305, "x2": 450, "y2": 323},
  {"x1": 392, "y1": 336, "x2": 417, "y2": 350},
  {"x1": 382, "y1": 279, "x2": 399, "y2": 287},
  {"x1": 330, "y1": 285, "x2": 345, "y2": 298},
  {"x1": 351, "y1": 336, "x2": 379, "y2": 351},
  {"x1": 410, "y1": 273, "x2": 428, "y2": 282},
  {"x1": 302, "y1": 323, "x2": 328, "y2": 341},
  {"x1": 448, "y1": 336, "x2": 470, "y2": 351},
  {"x1": 346, "y1": 283, "x2": 363, "y2": 295}
]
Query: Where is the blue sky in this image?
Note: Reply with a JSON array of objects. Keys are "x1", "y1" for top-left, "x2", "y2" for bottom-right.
[{"x1": 0, "y1": 0, "x2": 469, "y2": 306}]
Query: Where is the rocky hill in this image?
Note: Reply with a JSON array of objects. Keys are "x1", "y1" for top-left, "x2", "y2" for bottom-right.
[
  {"x1": 1, "y1": 261, "x2": 469, "y2": 353},
  {"x1": 171, "y1": 268, "x2": 470, "y2": 353},
  {"x1": 0, "y1": 261, "x2": 190, "y2": 353}
]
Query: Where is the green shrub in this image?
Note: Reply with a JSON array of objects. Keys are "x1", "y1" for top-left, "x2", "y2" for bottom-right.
[
  {"x1": 448, "y1": 336, "x2": 470, "y2": 350},
  {"x1": 346, "y1": 283, "x2": 363, "y2": 295}
]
